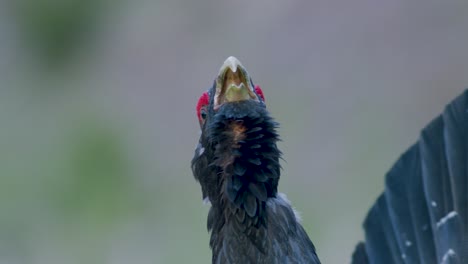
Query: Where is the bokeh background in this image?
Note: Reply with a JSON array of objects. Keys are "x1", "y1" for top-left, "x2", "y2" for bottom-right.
[{"x1": 1, "y1": 0, "x2": 468, "y2": 263}]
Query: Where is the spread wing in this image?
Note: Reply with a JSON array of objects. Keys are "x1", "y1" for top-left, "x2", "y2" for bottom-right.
[{"x1": 352, "y1": 90, "x2": 468, "y2": 264}]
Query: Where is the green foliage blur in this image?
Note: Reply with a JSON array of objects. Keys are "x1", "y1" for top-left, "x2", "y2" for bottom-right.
[{"x1": 13, "y1": 0, "x2": 105, "y2": 65}]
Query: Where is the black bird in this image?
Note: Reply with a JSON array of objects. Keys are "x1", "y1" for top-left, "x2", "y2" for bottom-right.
[
  {"x1": 192, "y1": 56, "x2": 468, "y2": 263},
  {"x1": 191, "y1": 56, "x2": 320, "y2": 263}
]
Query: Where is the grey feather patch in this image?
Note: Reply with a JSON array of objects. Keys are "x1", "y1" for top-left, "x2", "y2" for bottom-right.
[{"x1": 243, "y1": 194, "x2": 258, "y2": 217}]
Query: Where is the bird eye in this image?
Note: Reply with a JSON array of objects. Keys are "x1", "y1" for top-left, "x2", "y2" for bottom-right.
[
  {"x1": 196, "y1": 91, "x2": 210, "y2": 125},
  {"x1": 200, "y1": 108, "x2": 207, "y2": 120}
]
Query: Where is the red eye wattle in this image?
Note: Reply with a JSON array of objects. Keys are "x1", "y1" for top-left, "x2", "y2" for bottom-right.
[
  {"x1": 196, "y1": 92, "x2": 209, "y2": 121},
  {"x1": 255, "y1": 85, "x2": 265, "y2": 102}
]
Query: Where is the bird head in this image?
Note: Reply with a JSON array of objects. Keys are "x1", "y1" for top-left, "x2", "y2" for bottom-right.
[
  {"x1": 192, "y1": 56, "x2": 280, "y2": 228},
  {"x1": 196, "y1": 56, "x2": 266, "y2": 128}
]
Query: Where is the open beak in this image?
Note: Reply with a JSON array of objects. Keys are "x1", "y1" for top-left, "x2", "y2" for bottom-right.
[{"x1": 214, "y1": 56, "x2": 259, "y2": 110}]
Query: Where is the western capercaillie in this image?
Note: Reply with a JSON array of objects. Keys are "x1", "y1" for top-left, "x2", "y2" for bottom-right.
[
  {"x1": 192, "y1": 56, "x2": 468, "y2": 264},
  {"x1": 191, "y1": 56, "x2": 320, "y2": 264}
]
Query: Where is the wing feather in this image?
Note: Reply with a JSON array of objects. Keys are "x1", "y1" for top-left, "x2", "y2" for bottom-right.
[{"x1": 353, "y1": 90, "x2": 468, "y2": 263}]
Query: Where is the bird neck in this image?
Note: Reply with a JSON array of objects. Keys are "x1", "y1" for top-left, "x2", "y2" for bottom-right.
[{"x1": 208, "y1": 105, "x2": 281, "y2": 228}]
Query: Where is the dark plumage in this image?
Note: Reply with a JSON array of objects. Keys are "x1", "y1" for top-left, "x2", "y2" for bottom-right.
[
  {"x1": 192, "y1": 57, "x2": 320, "y2": 264},
  {"x1": 192, "y1": 56, "x2": 468, "y2": 264},
  {"x1": 352, "y1": 90, "x2": 468, "y2": 264}
]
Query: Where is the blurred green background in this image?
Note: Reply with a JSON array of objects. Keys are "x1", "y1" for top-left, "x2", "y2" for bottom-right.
[{"x1": 1, "y1": 0, "x2": 468, "y2": 263}]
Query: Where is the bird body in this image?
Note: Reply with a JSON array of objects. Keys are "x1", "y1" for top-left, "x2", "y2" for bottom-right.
[
  {"x1": 192, "y1": 56, "x2": 468, "y2": 264},
  {"x1": 192, "y1": 57, "x2": 320, "y2": 263}
]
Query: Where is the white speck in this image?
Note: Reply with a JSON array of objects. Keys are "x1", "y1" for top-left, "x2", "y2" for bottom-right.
[
  {"x1": 405, "y1": 240, "x2": 412, "y2": 247},
  {"x1": 276, "y1": 193, "x2": 302, "y2": 223},
  {"x1": 422, "y1": 224, "x2": 429, "y2": 231},
  {"x1": 431, "y1": 201, "x2": 437, "y2": 207},
  {"x1": 203, "y1": 197, "x2": 211, "y2": 206},
  {"x1": 198, "y1": 146, "x2": 205, "y2": 156},
  {"x1": 401, "y1": 254, "x2": 406, "y2": 259},
  {"x1": 292, "y1": 208, "x2": 302, "y2": 223},
  {"x1": 437, "y1": 211, "x2": 458, "y2": 228},
  {"x1": 277, "y1": 193, "x2": 291, "y2": 206},
  {"x1": 441, "y1": 249, "x2": 456, "y2": 263}
]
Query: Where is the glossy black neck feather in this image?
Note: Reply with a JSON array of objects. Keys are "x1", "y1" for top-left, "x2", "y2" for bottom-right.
[{"x1": 192, "y1": 100, "x2": 281, "y2": 251}]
